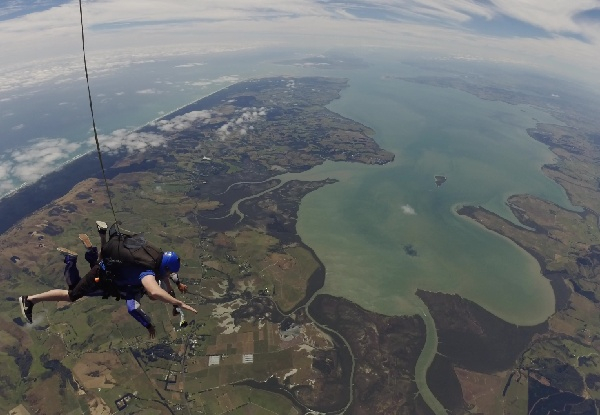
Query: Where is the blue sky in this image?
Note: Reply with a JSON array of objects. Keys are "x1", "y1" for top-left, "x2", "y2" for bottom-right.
[{"x1": 0, "y1": 0, "x2": 70, "y2": 21}]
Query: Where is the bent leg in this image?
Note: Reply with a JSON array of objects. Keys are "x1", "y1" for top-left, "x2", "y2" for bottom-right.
[{"x1": 64, "y1": 255, "x2": 81, "y2": 289}]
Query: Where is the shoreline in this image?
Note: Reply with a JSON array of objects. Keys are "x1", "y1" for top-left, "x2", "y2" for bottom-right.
[
  {"x1": 0, "y1": 83, "x2": 243, "y2": 235},
  {"x1": 0, "y1": 83, "x2": 236, "y2": 202},
  {"x1": 456, "y1": 203, "x2": 572, "y2": 314}
]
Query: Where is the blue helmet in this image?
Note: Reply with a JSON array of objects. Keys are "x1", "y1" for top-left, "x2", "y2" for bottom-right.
[{"x1": 160, "y1": 251, "x2": 181, "y2": 274}]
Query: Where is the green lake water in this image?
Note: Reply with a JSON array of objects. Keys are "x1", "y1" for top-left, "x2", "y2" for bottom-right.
[{"x1": 295, "y1": 70, "x2": 574, "y2": 326}]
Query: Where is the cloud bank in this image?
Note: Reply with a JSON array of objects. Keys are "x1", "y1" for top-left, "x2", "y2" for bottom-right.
[
  {"x1": 152, "y1": 110, "x2": 214, "y2": 132},
  {"x1": 0, "y1": 137, "x2": 83, "y2": 194},
  {"x1": 216, "y1": 106, "x2": 267, "y2": 139},
  {"x1": 0, "y1": 107, "x2": 232, "y2": 196},
  {"x1": 0, "y1": 0, "x2": 598, "y2": 91},
  {"x1": 96, "y1": 129, "x2": 167, "y2": 154},
  {"x1": 0, "y1": 127, "x2": 176, "y2": 196}
]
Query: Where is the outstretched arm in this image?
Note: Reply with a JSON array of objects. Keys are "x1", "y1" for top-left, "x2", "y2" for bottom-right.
[{"x1": 141, "y1": 275, "x2": 197, "y2": 313}]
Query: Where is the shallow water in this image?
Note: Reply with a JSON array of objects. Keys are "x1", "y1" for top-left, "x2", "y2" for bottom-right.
[{"x1": 296, "y1": 67, "x2": 574, "y2": 326}]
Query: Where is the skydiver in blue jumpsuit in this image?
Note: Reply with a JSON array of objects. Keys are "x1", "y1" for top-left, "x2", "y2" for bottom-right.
[{"x1": 57, "y1": 222, "x2": 188, "y2": 337}]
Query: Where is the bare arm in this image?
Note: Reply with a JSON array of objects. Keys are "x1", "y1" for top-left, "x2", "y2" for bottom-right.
[{"x1": 141, "y1": 275, "x2": 197, "y2": 313}]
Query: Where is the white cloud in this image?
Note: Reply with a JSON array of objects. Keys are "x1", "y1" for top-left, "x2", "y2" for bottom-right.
[
  {"x1": 0, "y1": 137, "x2": 83, "y2": 194},
  {"x1": 190, "y1": 81, "x2": 212, "y2": 87},
  {"x1": 11, "y1": 124, "x2": 24, "y2": 130},
  {"x1": 214, "y1": 75, "x2": 240, "y2": 83},
  {"x1": 96, "y1": 129, "x2": 167, "y2": 154},
  {"x1": 136, "y1": 88, "x2": 160, "y2": 94},
  {"x1": 175, "y1": 62, "x2": 205, "y2": 68},
  {"x1": 190, "y1": 75, "x2": 240, "y2": 88},
  {"x1": 0, "y1": 125, "x2": 174, "y2": 197},
  {"x1": 491, "y1": 0, "x2": 598, "y2": 34},
  {"x1": 401, "y1": 204, "x2": 416, "y2": 215},
  {"x1": 152, "y1": 110, "x2": 214, "y2": 132},
  {"x1": 216, "y1": 106, "x2": 267, "y2": 139}
]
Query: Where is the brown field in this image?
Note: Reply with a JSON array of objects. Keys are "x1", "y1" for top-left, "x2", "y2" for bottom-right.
[
  {"x1": 87, "y1": 397, "x2": 111, "y2": 415},
  {"x1": 72, "y1": 352, "x2": 121, "y2": 389},
  {"x1": 454, "y1": 368, "x2": 507, "y2": 414},
  {"x1": 9, "y1": 404, "x2": 32, "y2": 415}
]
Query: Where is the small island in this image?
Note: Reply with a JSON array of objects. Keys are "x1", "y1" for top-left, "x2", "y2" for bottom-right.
[
  {"x1": 434, "y1": 175, "x2": 447, "y2": 187},
  {"x1": 404, "y1": 244, "x2": 418, "y2": 257}
]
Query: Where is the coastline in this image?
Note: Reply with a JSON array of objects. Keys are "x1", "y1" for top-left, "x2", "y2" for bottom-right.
[{"x1": 0, "y1": 84, "x2": 240, "y2": 235}]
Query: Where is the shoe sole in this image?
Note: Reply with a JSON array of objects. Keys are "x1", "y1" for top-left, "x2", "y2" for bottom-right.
[
  {"x1": 96, "y1": 221, "x2": 108, "y2": 231},
  {"x1": 78, "y1": 234, "x2": 93, "y2": 249},
  {"x1": 19, "y1": 296, "x2": 32, "y2": 324},
  {"x1": 57, "y1": 247, "x2": 78, "y2": 257}
]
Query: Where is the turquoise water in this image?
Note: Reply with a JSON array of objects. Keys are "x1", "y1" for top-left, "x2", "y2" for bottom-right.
[{"x1": 295, "y1": 70, "x2": 574, "y2": 326}]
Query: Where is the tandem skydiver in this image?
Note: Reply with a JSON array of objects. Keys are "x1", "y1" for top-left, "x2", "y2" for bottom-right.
[{"x1": 19, "y1": 221, "x2": 195, "y2": 338}]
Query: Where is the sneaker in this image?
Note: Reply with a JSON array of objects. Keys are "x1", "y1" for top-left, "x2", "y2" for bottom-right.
[
  {"x1": 19, "y1": 296, "x2": 33, "y2": 324},
  {"x1": 172, "y1": 305, "x2": 180, "y2": 316},
  {"x1": 96, "y1": 221, "x2": 108, "y2": 234},
  {"x1": 57, "y1": 247, "x2": 78, "y2": 259}
]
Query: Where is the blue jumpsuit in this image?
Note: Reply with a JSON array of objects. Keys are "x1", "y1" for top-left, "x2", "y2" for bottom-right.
[{"x1": 63, "y1": 249, "x2": 153, "y2": 329}]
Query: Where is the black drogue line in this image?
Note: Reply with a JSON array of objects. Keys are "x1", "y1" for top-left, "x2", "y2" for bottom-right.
[{"x1": 78, "y1": 0, "x2": 119, "y2": 232}]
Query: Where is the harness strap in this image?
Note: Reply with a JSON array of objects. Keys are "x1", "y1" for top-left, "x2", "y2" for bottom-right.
[{"x1": 94, "y1": 269, "x2": 122, "y2": 301}]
